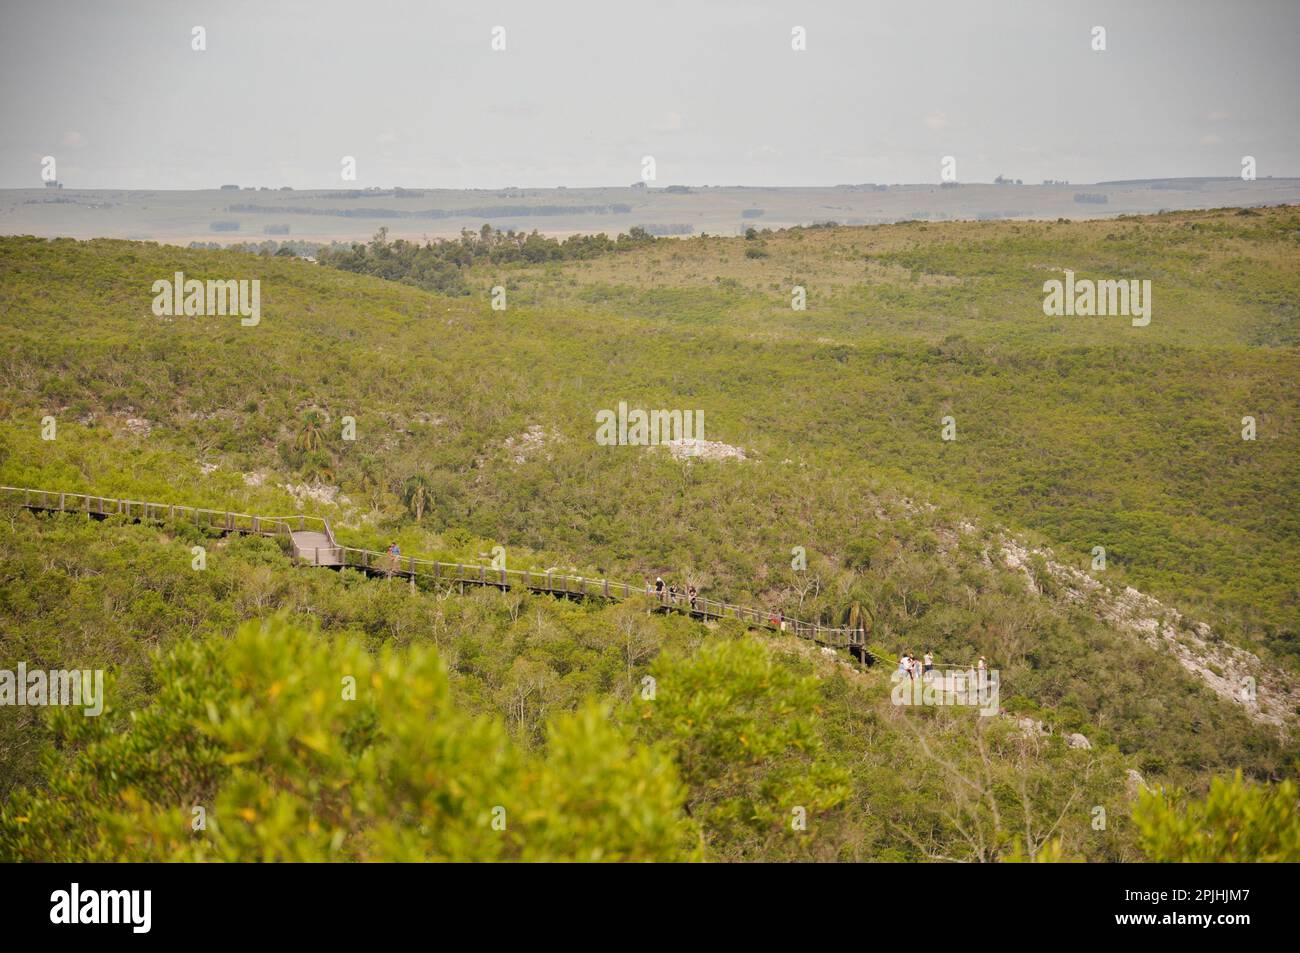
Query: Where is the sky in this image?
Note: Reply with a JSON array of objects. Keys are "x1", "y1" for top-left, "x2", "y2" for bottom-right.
[{"x1": 1, "y1": 0, "x2": 1297, "y2": 190}]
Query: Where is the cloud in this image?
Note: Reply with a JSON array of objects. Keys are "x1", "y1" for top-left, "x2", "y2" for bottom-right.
[
  {"x1": 60, "y1": 131, "x2": 85, "y2": 148},
  {"x1": 1206, "y1": 110, "x2": 1231, "y2": 122},
  {"x1": 1201, "y1": 133, "x2": 1223, "y2": 145},
  {"x1": 923, "y1": 111, "x2": 949, "y2": 131}
]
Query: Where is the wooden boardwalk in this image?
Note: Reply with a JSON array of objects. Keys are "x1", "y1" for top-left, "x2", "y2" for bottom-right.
[{"x1": 1, "y1": 485, "x2": 874, "y2": 657}]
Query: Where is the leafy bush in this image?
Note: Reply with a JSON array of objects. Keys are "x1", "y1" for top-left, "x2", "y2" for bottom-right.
[
  {"x1": 634, "y1": 638, "x2": 851, "y2": 859},
  {"x1": 0, "y1": 617, "x2": 693, "y2": 862},
  {"x1": 1133, "y1": 772, "x2": 1300, "y2": 862}
]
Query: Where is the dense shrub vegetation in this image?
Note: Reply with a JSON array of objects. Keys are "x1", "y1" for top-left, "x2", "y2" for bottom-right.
[
  {"x1": 0, "y1": 207, "x2": 1296, "y2": 860},
  {"x1": 314, "y1": 224, "x2": 657, "y2": 295}
]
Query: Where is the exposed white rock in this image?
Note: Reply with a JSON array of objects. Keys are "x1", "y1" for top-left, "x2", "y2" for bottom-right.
[
  {"x1": 662, "y1": 438, "x2": 747, "y2": 462},
  {"x1": 279, "y1": 482, "x2": 350, "y2": 508},
  {"x1": 503, "y1": 425, "x2": 559, "y2": 464},
  {"x1": 1126, "y1": 769, "x2": 1151, "y2": 797},
  {"x1": 1016, "y1": 717, "x2": 1051, "y2": 736},
  {"x1": 999, "y1": 534, "x2": 1299, "y2": 731}
]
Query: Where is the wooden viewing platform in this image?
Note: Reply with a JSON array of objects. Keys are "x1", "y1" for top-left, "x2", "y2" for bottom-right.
[{"x1": 1, "y1": 485, "x2": 875, "y2": 658}]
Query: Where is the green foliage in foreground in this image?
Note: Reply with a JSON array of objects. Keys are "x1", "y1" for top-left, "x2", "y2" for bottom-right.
[
  {"x1": 0, "y1": 617, "x2": 694, "y2": 862},
  {"x1": 635, "y1": 639, "x2": 852, "y2": 854},
  {"x1": 2, "y1": 610, "x2": 1285, "y2": 862},
  {"x1": 1133, "y1": 773, "x2": 1300, "y2": 862},
  {"x1": 0, "y1": 514, "x2": 1152, "y2": 862},
  {"x1": 1008, "y1": 772, "x2": 1300, "y2": 863}
]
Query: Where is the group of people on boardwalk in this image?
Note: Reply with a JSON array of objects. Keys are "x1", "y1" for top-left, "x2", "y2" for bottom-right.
[
  {"x1": 371, "y1": 550, "x2": 955, "y2": 673},
  {"x1": 648, "y1": 576, "x2": 699, "y2": 610},
  {"x1": 898, "y1": 651, "x2": 934, "y2": 680},
  {"x1": 898, "y1": 650, "x2": 988, "y2": 681}
]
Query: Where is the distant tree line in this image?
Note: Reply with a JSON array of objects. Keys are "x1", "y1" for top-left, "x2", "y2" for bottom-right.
[
  {"x1": 228, "y1": 203, "x2": 634, "y2": 220},
  {"x1": 188, "y1": 238, "x2": 319, "y2": 257},
  {"x1": 314, "y1": 224, "x2": 658, "y2": 295}
]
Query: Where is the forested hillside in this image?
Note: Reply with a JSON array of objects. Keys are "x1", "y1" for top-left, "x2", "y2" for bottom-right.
[{"x1": 1, "y1": 207, "x2": 1297, "y2": 861}]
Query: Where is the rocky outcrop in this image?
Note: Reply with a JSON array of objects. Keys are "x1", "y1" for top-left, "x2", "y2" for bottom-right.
[
  {"x1": 662, "y1": 439, "x2": 747, "y2": 462},
  {"x1": 999, "y1": 535, "x2": 1298, "y2": 732},
  {"x1": 1126, "y1": 769, "x2": 1151, "y2": 797}
]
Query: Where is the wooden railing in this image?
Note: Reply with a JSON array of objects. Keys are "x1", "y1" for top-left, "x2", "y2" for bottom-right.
[{"x1": 1, "y1": 485, "x2": 870, "y2": 650}]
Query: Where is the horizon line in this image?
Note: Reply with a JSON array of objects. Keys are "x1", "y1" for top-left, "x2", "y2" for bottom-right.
[{"x1": 6, "y1": 174, "x2": 1299, "y2": 193}]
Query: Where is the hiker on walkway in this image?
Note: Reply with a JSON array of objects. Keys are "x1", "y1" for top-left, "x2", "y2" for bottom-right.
[
  {"x1": 688, "y1": 585, "x2": 698, "y2": 610},
  {"x1": 387, "y1": 541, "x2": 401, "y2": 575},
  {"x1": 668, "y1": 583, "x2": 679, "y2": 605},
  {"x1": 923, "y1": 650, "x2": 934, "y2": 679},
  {"x1": 655, "y1": 576, "x2": 665, "y2": 601},
  {"x1": 977, "y1": 656, "x2": 987, "y2": 681}
]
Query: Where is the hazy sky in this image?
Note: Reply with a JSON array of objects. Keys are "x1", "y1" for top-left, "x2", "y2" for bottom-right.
[{"x1": 2, "y1": 0, "x2": 1297, "y2": 189}]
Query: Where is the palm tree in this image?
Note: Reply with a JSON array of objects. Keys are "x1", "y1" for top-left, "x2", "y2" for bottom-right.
[
  {"x1": 840, "y1": 600, "x2": 873, "y2": 639},
  {"x1": 401, "y1": 474, "x2": 434, "y2": 522},
  {"x1": 294, "y1": 410, "x2": 327, "y2": 453},
  {"x1": 354, "y1": 455, "x2": 384, "y2": 512},
  {"x1": 300, "y1": 450, "x2": 335, "y2": 485}
]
